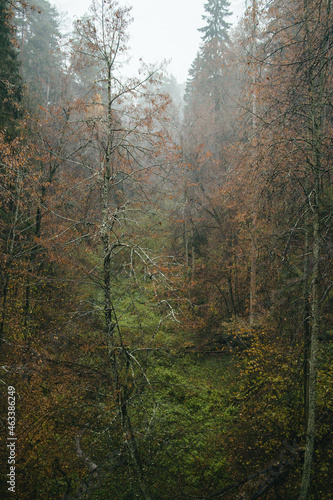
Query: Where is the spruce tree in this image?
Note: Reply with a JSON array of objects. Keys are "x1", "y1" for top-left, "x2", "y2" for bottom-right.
[
  {"x1": 198, "y1": 0, "x2": 232, "y2": 43},
  {"x1": 185, "y1": 0, "x2": 232, "y2": 110},
  {"x1": 0, "y1": 0, "x2": 22, "y2": 136},
  {"x1": 15, "y1": 0, "x2": 63, "y2": 108}
]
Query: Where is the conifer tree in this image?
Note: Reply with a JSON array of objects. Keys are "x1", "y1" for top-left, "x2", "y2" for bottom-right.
[
  {"x1": 184, "y1": 0, "x2": 233, "y2": 147},
  {"x1": 198, "y1": 0, "x2": 232, "y2": 43},
  {"x1": 185, "y1": 0, "x2": 232, "y2": 104},
  {"x1": 15, "y1": 0, "x2": 63, "y2": 108},
  {"x1": 0, "y1": 0, "x2": 22, "y2": 136}
]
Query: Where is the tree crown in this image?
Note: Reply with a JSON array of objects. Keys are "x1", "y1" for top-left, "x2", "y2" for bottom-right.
[{"x1": 198, "y1": 0, "x2": 232, "y2": 43}]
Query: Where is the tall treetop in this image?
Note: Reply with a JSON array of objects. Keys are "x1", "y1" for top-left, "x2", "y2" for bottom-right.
[{"x1": 198, "y1": 0, "x2": 232, "y2": 43}]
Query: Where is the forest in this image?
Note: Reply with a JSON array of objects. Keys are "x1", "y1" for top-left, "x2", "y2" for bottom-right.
[{"x1": 0, "y1": 0, "x2": 332, "y2": 498}]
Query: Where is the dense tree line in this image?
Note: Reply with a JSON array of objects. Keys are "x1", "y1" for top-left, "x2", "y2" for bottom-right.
[{"x1": 0, "y1": 0, "x2": 332, "y2": 498}]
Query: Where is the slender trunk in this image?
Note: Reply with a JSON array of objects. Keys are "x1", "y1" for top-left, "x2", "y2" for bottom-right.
[
  {"x1": 249, "y1": 0, "x2": 258, "y2": 327},
  {"x1": 35, "y1": 184, "x2": 46, "y2": 239},
  {"x1": 234, "y1": 252, "x2": 240, "y2": 315},
  {"x1": 191, "y1": 226, "x2": 195, "y2": 282},
  {"x1": 24, "y1": 183, "x2": 46, "y2": 335},
  {"x1": 299, "y1": 192, "x2": 320, "y2": 500},
  {"x1": 228, "y1": 276, "x2": 236, "y2": 316},
  {"x1": 102, "y1": 61, "x2": 150, "y2": 500},
  {"x1": 23, "y1": 276, "x2": 30, "y2": 338},
  {"x1": 303, "y1": 205, "x2": 311, "y2": 432},
  {"x1": 299, "y1": 0, "x2": 327, "y2": 493},
  {"x1": 120, "y1": 388, "x2": 151, "y2": 500},
  {"x1": 0, "y1": 276, "x2": 9, "y2": 342},
  {"x1": 184, "y1": 208, "x2": 189, "y2": 271},
  {"x1": 249, "y1": 210, "x2": 257, "y2": 326},
  {"x1": 102, "y1": 64, "x2": 116, "y2": 366}
]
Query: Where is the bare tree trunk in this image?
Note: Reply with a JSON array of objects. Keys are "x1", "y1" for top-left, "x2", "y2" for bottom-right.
[
  {"x1": 249, "y1": 0, "x2": 258, "y2": 327},
  {"x1": 101, "y1": 59, "x2": 151, "y2": 500},
  {"x1": 299, "y1": 1, "x2": 328, "y2": 489},
  {"x1": 303, "y1": 209, "x2": 311, "y2": 432},
  {"x1": 249, "y1": 211, "x2": 257, "y2": 326},
  {"x1": 299, "y1": 191, "x2": 320, "y2": 500}
]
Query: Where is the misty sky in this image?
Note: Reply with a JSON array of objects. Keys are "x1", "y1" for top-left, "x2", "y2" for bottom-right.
[{"x1": 54, "y1": 0, "x2": 245, "y2": 83}]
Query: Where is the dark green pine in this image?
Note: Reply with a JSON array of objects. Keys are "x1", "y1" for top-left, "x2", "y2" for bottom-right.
[
  {"x1": 198, "y1": 0, "x2": 232, "y2": 43},
  {"x1": 0, "y1": 0, "x2": 22, "y2": 137}
]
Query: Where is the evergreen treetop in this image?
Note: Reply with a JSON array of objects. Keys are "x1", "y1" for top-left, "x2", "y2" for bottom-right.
[{"x1": 198, "y1": 0, "x2": 232, "y2": 43}]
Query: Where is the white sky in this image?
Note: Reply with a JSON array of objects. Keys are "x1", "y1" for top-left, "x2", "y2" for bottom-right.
[{"x1": 54, "y1": 0, "x2": 245, "y2": 83}]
